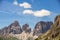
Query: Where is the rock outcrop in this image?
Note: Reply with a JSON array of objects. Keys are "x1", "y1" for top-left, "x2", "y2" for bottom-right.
[
  {"x1": 33, "y1": 21, "x2": 53, "y2": 36},
  {"x1": 0, "y1": 21, "x2": 22, "y2": 35},
  {"x1": 22, "y1": 24, "x2": 31, "y2": 33}
]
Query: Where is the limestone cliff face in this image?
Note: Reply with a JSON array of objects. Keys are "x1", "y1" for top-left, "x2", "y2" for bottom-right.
[
  {"x1": 33, "y1": 21, "x2": 53, "y2": 36},
  {"x1": 0, "y1": 21, "x2": 22, "y2": 35},
  {"x1": 36, "y1": 15, "x2": 60, "y2": 40}
]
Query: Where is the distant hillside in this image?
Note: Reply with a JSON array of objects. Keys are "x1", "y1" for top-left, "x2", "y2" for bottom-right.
[{"x1": 35, "y1": 15, "x2": 60, "y2": 40}]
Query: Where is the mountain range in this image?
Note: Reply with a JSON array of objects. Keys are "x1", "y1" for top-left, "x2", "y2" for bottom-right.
[
  {"x1": 0, "y1": 21, "x2": 53, "y2": 36},
  {"x1": 0, "y1": 15, "x2": 60, "y2": 40}
]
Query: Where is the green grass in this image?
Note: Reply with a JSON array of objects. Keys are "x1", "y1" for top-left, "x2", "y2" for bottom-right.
[{"x1": 0, "y1": 36, "x2": 19, "y2": 40}]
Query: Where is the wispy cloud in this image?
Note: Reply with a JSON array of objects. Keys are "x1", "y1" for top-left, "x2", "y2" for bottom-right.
[
  {"x1": 23, "y1": 9, "x2": 51, "y2": 17},
  {"x1": 23, "y1": 10, "x2": 33, "y2": 14},
  {"x1": 13, "y1": 0, "x2": 31, "y2": 8},
  {"x1": 0, "y1": 11, "x2": 10, "y2": 14},
  {"x1": 13, "y1": 0, "x2": 18, "y2": 5},
  {"x1": 19, "y1": 2, "x2": 31, "y2": 8}
]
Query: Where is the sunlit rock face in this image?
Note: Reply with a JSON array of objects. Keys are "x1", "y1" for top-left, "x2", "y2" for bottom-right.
[
  {"x1": 33, "y1": 21, "x2": 53, "y2": 36},
  {"x1": 0, "y1": 21, "x2": 22, "y2": 35},
  {"x1": 50, "y1": 15, "x2": 60, "y2": 39},
  {"x1": 9, "y1": 31, "x2": 38, "y2": 40}
]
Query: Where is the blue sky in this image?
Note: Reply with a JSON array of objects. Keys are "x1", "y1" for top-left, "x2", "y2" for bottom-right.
[{"x1": 0, "y1": 0, "x2": 60, "y2": 29}]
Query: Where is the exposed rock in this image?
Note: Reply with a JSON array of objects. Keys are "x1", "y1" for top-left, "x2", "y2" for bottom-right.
[
  {"x1": 22, "y1": 24, "x2": 31, "y2": 33},
  {"x1": 0, "y1": 21, "x2": 22, "y2": 35},
  {"x1": 33, "y1": 21, "x2": 53, "y2": 36}
]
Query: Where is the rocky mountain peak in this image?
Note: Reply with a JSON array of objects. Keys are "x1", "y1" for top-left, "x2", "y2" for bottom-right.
[
  {"x1": 22, "y1": 24, "x2": 31, "y2": 33},
  {"x1": 10, "y1": 21, "x2": 20, "y2": 27},
  {"x1": 54, "y1": 15, "x2": 60, "y2": 22},
  {"x1": 22, "y1": 24, "x2": 29, "y2": 30},
  {"x1": 33, "y1": 21, "x2": 53, "y2": 36},
  {"x1": 0, "y1": 21, "x2": 22, "y2": 35}
]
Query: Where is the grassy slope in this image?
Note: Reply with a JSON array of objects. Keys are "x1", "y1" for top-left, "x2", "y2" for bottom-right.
[
  {"x1": 35, "y1": 30, "x2": 60, "y2": 40},
  {"x1": 0, "y1": 36, "x2": 19, "y2": 40}
]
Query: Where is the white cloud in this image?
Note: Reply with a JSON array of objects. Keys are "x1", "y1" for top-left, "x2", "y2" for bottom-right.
[
  {"x1": 19, "y1": 2, "x2": 31, "y2": 8},
  {"x1": 23, "y1": 9, "x2": 51, "y2": 17},
  {"x1": 23, "y1": 10, "x2": 33, "y2": 14},
  {"x1": 13, "y1": 1, "x2": 31, "y2": 8},
  {"x1": 13, "y1": 0, "x2": 18, "y2": 5},
  {"x1": 13, "y1": 1, "x2": 51, "y2": 17},
  {"x1": 33, "y1": 9, "x2": 51, "y2": 17}
]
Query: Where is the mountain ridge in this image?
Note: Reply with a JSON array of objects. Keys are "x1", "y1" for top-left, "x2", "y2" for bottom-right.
[
  {"x1": 0, "y1": 21, "x2": 53, "y2": 36},
  {"x1": 0, "y1": 20, "x2": 53, "y2": 40}
]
